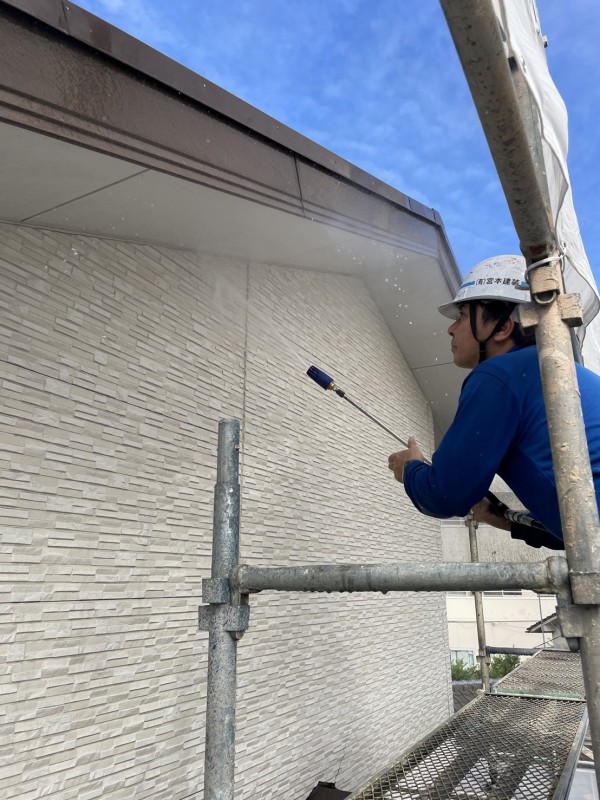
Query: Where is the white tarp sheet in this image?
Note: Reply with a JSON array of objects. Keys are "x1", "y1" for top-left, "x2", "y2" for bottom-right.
[{"x1": 493, "y1": 0, "x2": 600, "y2": 372}]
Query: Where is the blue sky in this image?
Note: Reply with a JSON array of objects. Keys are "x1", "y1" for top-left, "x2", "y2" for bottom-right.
[{"x1": 74, "y1": 0, "x2": 599, "y2": 283}]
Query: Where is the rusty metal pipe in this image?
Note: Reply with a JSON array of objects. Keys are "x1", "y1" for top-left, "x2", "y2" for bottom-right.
[
  {"x1": 533, "y1": 272, "x2": 600, "y2": 574},
  {"x1": 533, "y1": 263, "x2": 600, "y2": 792},
  {"x1": 439, "y1": 0, "x2": 554, "y2": 253},
  {"x1": 439, "y1": 1, "x2": 600, "y2": 790}
]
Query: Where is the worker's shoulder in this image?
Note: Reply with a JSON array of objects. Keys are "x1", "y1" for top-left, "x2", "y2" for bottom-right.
[
  {"x1": 473, "y1": 344, "x2": 538, "y2": 382},
  {"x1": 459, "y1": 347, "x2": 535, "y2": 399},
  {"x1": 576, "y1": 360, "x2": 600, "y2": 393}
]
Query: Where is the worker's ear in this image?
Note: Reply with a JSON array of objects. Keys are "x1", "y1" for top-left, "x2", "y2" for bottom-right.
[{"x1": 493, "y1": 316, "x2": 515, "y2": 342}]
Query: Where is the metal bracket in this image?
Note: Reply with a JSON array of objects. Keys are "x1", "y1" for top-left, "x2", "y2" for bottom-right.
[
  {"x1": 518, "y1": 302, "x2": 539, "y2": 330},
  {"x1": 198, "y1": 604, "x2": 250, "y2": 637},
  {"x1": 529, "y1": 264, "x2": 561, "y2": 295},
  {"x1": 557, "y1": 603, "x2": 585, "y2": 640},
  {"x1": 557, "y1": 294, "x2": 584, "y2": 327},
  {"x1": 202, "y1": 577, "x2": 230, "y2": 604},
  {"x1": 518, "y1": 293, "x2": 583, "y2": 330},
  {"x1": 570, "y1": 571, "x2": 600, "y2": 605}
]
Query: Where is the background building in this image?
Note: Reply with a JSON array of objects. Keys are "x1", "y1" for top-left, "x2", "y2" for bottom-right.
[{"x1": 447, "y1": 587, "x2": 557, "y2": 663}]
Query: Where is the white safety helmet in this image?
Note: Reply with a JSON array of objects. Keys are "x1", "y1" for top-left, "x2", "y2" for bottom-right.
[{"x1": 438, "y1": 255, "x2": 530, "y2": 319}]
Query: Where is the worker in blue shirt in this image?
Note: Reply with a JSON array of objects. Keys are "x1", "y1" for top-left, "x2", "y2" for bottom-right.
[{"x1": 388, "y1": 255, "x2": 600, "y2": 549}]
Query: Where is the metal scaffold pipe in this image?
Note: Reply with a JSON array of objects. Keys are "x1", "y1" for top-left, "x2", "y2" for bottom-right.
[
  {"x1": 232, "y1": 557, "x2": 568, "y2": 596},
  {"x1": 534, "y1": 287, "x2": 600, "y2": 576},
  {"x1": 203, "y1": 419, "x2": 241, "y2": 800},
  {"x1": 467, "y1": 517, "x2": 490, "y2": 691},
  {"x1": 438, "y1": 0, "x2": 554, "y2": 252},
  {"x1": 534, "y1": 269, "x2": 600, "y2": 789},
  {"x1": 486, "y1": 647, "x2": 543, "y2": 656},
  {"x1": 439, "y1": 0, "x2": 600, "y2": 790}
]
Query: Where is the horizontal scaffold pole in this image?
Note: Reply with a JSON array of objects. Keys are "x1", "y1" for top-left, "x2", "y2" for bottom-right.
[
  {"x1": 486, "y1": 647, "x2": 545, "y2": 656},
  {"x1": 232, "y1": 557, "x2": 568, "y2": 596}
]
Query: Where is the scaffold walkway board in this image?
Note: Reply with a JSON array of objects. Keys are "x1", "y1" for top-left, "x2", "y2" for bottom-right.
[
  {"x1": 347, "y1": 652, "x2": 587, "y2": 800},
  {"x1": 348, "y1": 694, "x2": 587, "y2": 800},
  {"x1": 491, "y1": 651, "x2": 585, "y2": 702}
]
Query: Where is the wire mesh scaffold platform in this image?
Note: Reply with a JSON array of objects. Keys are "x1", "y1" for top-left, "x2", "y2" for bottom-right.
[
  {"x1": 348, "y1": 652, "x2": 588, "y2": 800},
  {"x1": 491, "y1": 651, "x2": 585, "y2": 702}
]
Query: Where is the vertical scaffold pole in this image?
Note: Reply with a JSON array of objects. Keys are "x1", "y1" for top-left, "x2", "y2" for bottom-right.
[
  {"x1": 202, "y1": 419, "x2": 243, "y2": 800},
  {"x1": 467, "y1": 517, "x2": 490, "y2": 691},
  {"x1": 438, "y1": 1, "x2": 600, "y2": 790},
  {"x1": 532, "y1": 265, "x2": 600, "y2": 783}
]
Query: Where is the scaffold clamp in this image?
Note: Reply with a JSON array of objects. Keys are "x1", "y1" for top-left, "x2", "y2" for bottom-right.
[
  {"x1": 518, "y1": 293, "x2": 583, "y2": 329},
  {"x1": 557, "y1": 604, "x2": 584, "y2": 643},
  {"x1": 198, "y1": 604, "x2": 250, "y2": 638},
  {"x1": 202, "y1": 577, "x2": 231, "y2": 604},
  {"x1": 569, "y1": 571, "x2": 600, "y2": 605}
]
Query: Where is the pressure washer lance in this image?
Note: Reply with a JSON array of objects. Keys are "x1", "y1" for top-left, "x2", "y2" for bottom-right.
[{"x1": 306, "y1": 365, "x2": 548, "y2": 533}]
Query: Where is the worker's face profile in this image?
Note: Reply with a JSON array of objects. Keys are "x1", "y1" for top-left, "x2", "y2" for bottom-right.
[{"x1": 448, "y1": 304, "x2": 486, "y2": 369}]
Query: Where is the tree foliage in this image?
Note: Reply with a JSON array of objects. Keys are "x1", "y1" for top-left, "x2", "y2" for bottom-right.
[
  {"x1": 450, "y1": 658, "x2": 480, "y2": 681},
  {"x1": 450, "y1": 653, "x2": 521, "y2": 681},
  {"x1": 489, "y1": 653, "x2": 520, "y2": 678}
]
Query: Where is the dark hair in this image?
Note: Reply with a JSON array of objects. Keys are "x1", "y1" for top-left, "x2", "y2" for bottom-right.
[{"x1": 479, "y1": 300, "x2": 536, "y2": 346}]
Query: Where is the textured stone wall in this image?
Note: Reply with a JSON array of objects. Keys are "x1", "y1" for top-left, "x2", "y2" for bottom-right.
[{"x1": 1, "y1": 223, "x2": 453, "y2": 800}]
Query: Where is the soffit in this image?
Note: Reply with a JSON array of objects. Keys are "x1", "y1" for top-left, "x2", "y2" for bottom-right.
[
  {"x1": 0, "y1": 119, "x2": 464, "y2": 438},
  {"x1": 0, "y1": 0, "x2": 467, "y2": 439}
]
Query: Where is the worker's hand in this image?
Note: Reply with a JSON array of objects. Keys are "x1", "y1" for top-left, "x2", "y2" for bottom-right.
[
  {"x1": 471, "y1": 497, "x2": 511, "y2": 531},
  {"x1": 388, "y1": 437, "x2": 424, "y2": 483}
]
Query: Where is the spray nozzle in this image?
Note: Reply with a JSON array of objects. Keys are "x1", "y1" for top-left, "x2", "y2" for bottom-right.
[
  {"x1": 305, "y1": 364, "x2": 547, "y2": 534},
  {"x1": 307, "y1": 365, "x2": 336, "y2": 391}
]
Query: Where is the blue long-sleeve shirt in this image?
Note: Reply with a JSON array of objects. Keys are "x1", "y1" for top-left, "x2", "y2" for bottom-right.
[{"x1": 404, "y1": 344, "x2": 600, "y2": 547}]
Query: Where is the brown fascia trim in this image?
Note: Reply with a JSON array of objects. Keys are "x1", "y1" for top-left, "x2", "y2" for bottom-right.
[
  {"x1": 0, "y1": 0, "x2": 461, "y2": 293},
  {"x1": 1, "y1": 0, "x2": 442, "y2": 224}
]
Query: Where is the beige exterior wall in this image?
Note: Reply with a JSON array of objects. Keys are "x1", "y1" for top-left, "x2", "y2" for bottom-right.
[{"x1": 1, "y1": 223, "x2": 453, "y2": 800}]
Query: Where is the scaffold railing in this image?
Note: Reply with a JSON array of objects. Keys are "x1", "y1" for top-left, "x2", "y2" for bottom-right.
[{"x1": 199, "y1": 420, "x2": 596, "y2": 800}]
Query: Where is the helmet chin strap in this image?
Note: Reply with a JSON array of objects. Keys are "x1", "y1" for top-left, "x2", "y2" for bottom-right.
[{"x1": 468, "y1": 302, "x2": 514, "y2": 364}]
